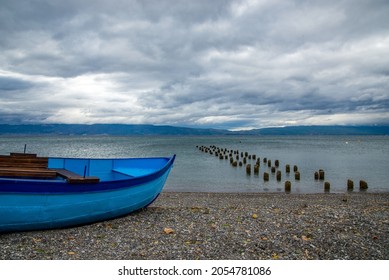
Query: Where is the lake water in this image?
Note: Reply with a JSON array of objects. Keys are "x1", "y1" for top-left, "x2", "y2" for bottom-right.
[{"x1": 0, "y1": 135, "x2": 388, "y2": 193}]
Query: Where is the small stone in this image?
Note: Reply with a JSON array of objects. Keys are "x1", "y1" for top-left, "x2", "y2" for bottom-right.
[
  {"x1": 163, "y1": 227, "x2": 175, "y2": 234},
  {"x1": 301, "y1": 235, "x2": 311, "y2": 241}
]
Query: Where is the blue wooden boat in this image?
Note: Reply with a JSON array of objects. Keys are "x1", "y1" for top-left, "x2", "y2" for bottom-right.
[{"x1": 0, "y1": 152, "x2": 175, "y2": 232}]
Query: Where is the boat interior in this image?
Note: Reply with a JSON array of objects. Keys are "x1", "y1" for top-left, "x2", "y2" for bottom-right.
[{"x1": 0, "y1": 153, "x2": 169, "y2": 184}]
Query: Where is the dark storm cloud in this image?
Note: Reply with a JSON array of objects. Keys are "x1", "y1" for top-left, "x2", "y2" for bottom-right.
[
  {"x1": 0, "y1": 0, "x2": 388, "y2": 129},
  {"x1": 0, "y1": 77, "x2": 34, "y2": 91}
]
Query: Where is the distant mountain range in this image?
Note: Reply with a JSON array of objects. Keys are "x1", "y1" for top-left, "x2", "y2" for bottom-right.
[
  {"x1": 0, "y1": 124, "x2": 388, "y2": 136},
  {"x1": 243, "y1": 125, "x2": 389, "y2": 135},
  {"x1": 0, "y1": 124, "x2": 228, "y2": 135}
]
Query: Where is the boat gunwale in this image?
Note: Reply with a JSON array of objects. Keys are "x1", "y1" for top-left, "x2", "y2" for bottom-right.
[{"x1": 0, "y1": 155, "x2": 176, "y2": 194}]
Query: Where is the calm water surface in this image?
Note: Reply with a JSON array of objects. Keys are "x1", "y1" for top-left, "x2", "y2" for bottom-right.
[{"x1": 1, "y1": 135, "x2": 388, "y2": 193}]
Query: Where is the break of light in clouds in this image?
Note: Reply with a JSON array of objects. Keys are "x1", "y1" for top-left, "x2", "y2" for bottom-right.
[{"x1": 0, "y1": 0, "x2": 388, "y2": 130}]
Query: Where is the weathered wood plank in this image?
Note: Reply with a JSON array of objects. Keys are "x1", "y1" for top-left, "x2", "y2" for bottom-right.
[
  {"x1": 0, "y1": 168, "x2": 57, "y2": 178},
  {"x1": 0, "y1": 153, "x2": 53, "y2": 178},
  {"x1": 0, "y1": 154, "x2": 49, "y2": 169},
  {"x1": 0, "y1": 154, "x2": 99, "y2": 183},
  {"x1": 10, "y1": 153, "x2": 37, "y2": 158},
  {"x1": 53, "y1": 168, "x2": 100, "y2": 184}
]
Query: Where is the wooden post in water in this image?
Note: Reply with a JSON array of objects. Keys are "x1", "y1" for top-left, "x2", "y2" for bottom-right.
[
  {"x1": 276, "y1": 170, "x2": 282, "y2": 181},
  {"x1": 246, "y1": 164, "x2": 251, "y2": 175},
  {"x1": 285, "y1": 164, "x2": 290, "y2": 173},
  {"x1": 285, "y1": 181, "x2": 291, "y2": 193},
  {"x1": 324, "y1": 182, "x2": 330, "y2": 192},
  {"x1": 347, "y1": 179, "x2": 354, "y2": 191},
  {"x1": 359, "y1": 180, "x2": 368, "y2": 190},
  {"x1": 295, "y1": 171, "x2": 300, "y2": 180},
  {"x1": 319, "y1": 170, "x2": 325, "y2": 180},
  {"x1": 263, "y1": 172, "x2": 269, "y2": 181},
  {"x1": 254, "y1": 164, "x2": 259, "y2": 175}
]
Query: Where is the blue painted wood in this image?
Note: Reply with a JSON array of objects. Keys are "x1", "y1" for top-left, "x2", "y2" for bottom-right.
[{"x1": 0, "y1": 155, "x2": 175, "y2": 232}]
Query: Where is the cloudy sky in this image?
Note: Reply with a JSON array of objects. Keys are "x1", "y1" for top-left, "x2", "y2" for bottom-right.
[{"x1": 1, "y1": 0, "x2": 388, "y2": 130}]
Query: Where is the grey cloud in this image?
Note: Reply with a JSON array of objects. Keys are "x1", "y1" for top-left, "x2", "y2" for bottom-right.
[
  {"x1": 0, "y1": 0, "x2": 388, "y2": 129},
  {"x1": 0, "y1": 77, "x2": 35, "y2": 91}
]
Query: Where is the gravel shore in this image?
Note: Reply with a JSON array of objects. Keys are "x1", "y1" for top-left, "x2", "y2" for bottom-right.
[{"x1": 1, "y1": 192, "x2": 388, "y2": 260}]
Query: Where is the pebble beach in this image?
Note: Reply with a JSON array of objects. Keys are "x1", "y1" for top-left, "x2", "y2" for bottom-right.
[{"x1": 1, "y1": 192, "x2": 388, "y2": 260}]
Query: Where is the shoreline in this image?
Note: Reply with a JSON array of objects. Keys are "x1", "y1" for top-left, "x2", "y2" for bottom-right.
[{"x1": 1, "y1": 192, "x2": 388, "y2": 260}]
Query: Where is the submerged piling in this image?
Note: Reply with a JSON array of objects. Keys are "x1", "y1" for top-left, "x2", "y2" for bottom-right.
[
  {"x1": 360, "y1": 180, "x2": 368, "y2": 190},
  {"x1": 347, "y1": 179, "x2": 354, "y2": 191},
  {"x1": 246, "y1": 164, "x2": 251, "y2": 175},
  {"x1": 324, "y1": 182, "x2": 330, "y2": 192},
  {"x1": 254, "y1": 164, "x2": 259, "y2": 174},
  {"x1": 285, "y1": 181, "x2": 291, "y2": 193},
  {"x1": 295, "y1": 171, "x2": 300, "y2": 180},
  {"x1": 285, "y1": 164, "x2": 290, "y2": 173},
  {"x1": 263, "y1": 172, "x2": 269, "y2": 181},
  {"x1": 276, "y1": 170, "x2": 282, "y2": 181},
  {"x1": 319, "y1": 170, "x2": 325, "y2": 180}
]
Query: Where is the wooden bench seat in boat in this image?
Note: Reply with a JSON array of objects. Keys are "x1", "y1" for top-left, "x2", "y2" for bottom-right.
[
  {"x1": 52, "y1": 168, "x2": 100, "y2": 184},
  {"x1": 0, "y1": 153, "x2": 57, "y2": 179},
  {"x1": 0, "y1": 153, "x2": 50, "y2": 169},
  {"x1": 0, "y1": 168, "x2": 57, "y2": 178},
  {"x1": 0, "y1": 153, "x2": 99, "y2": 183}
]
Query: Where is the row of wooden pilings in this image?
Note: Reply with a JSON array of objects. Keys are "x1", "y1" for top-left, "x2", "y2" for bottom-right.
[
  {"x1": 197, "y1": 144, "x2": 300, "y2": 193},
  {"x1": 313, "y1": 169, "x2": 368, "y2": 191},
  {"x1": 197, "y1": 145, "x2": 368, "y2": 192}
]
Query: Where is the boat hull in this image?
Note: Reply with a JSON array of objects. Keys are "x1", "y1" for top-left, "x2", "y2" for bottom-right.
[{"x1": 0, "y1": 156, "x2": 175, "y2": 232}]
